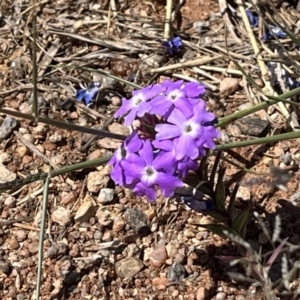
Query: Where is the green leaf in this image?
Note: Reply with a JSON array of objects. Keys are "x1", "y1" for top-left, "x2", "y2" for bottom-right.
[
  {"x1": 203, "y1": 210, "x2": 229, "y2": 223},
  {"x1": 196, "y1": 155, "x2": 209, "y2": 182},
  {"x1": 184, "y1": 175, "x2": 214, "y2": 199},
  {"x1": 214, "y1": 167, "x2": 226, "y2": 211},
  {"x1": 231, "y1": 204, "x2": 251, "y2": 238},
  {"x1": 196, "y1": 224, "x2": 241, "y2": 240},
  {"x1": 228, "y1": 182, "x2": 240, "y2": 221},
  {"x1": 210, "y1": 151, "x2": 222, "y2": 187}
]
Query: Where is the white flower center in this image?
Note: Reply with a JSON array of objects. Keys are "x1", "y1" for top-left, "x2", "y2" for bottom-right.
[
  {"x1": 132, "y1": 93, "x2": 144, "y2": 106},
  {"x1": 167, "y1": 89, "x2": 182, "y2": 101},
  {"x1": 142, "y1": 166, "x2": 157, "y2": 184}
]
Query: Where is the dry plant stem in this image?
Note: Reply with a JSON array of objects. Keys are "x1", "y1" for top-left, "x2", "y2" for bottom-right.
[
  {"x1": 218, "y1": 0, "x2": 242, "y2": 44},
  {"x1": 164, "y1": 0, "x2": 173, "y2": 40},
  {"x1": 173, "y1": 73, "x2": 218, "y2": 91},
  {"x1": 150, "y1": 55, "x2": 223, "y2": 73},
  {"x1": 31, "y1": 0, "x2": 38, "y2": 121},
  {"x1": 200, "y1": 65, "x2": 243, "y2": 76},
  {"x1": 236, "y1": 0, "x2": 292, "y2": 128},
  {"x1": 36, "y1": 175, "x2": 50, "y2": 300},
  {"x1": 171, "y1": 0, "x2": 184, "y2": 22},
  {"x1": 17, "y1": 185, "x2": 52, "y2": 206},
  {"x1": 236, "y1": 0, "x2": 268, "y2": 78},
  {"x1": 192, "y1": 67, "x2": 222, "y2": 83}
]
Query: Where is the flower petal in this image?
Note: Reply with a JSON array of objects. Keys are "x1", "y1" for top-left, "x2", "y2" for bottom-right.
[
  {"x1": 156, "y1": 172, "x2": 183, "y2": 197},
  {"x1": 134, "y1": 182, "x2": 157, "y2": 201},
  {"x1": 175, "y1": 134, "x2": 199, "y2": 160},
  {"x1": 138, "y1": 140, "x2": 154, "y2": 166},
  {"x1": 155, "y1": 124, "x2": 181, "y2": 140},
  {"x1": 153, "y1": 150, "x2": 176, "y2": 173}
]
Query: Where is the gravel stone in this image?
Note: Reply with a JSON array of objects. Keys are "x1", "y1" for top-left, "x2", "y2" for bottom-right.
[
  {"x1": 235, "y1": 118, "x2": 269, "y2": 137},
  {"x1": 124, "y1": 208, "x2": 150, "y2": 235},
  {"x1": 115, "y1": 257, "x2": 143, "y2": 278},
  {"x1": 0, "y1": 261, "x2": 11, "y2": 275},
  {"x1": 167, "y1": 262, "x2": 186, "y2": 282},
  {"x1": 97, "y1": 188, "x2": 114, "y2": 204},
  {"x1": 0, "y1": 116, "x2": 17, "y2": 142},
  {"x1": 149, "y1": 245, "x2": 168, "y2": 268},
  {"x1": 51, "y1": 207, "x2": 71, "y2": 226}
]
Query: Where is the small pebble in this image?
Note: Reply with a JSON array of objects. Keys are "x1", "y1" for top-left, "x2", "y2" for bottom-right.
[
  {"x1": 149, "y1": 246, "x2": 168, "y2": 268},
  {"x1": 49, "y1": 132, "x2": 62, "y2": 143},
  {"x1": 74, "y1": 200, "x2": 95, "y2": 222},
  {"x1": 112, "y1": 215, "x2": 125, "y2": 232},
  {"x1": 0, "y1": 261, "x2": 11, "y2": 275},
  {"x1": 167, "y1": 262, "x2": 186, "y2": 282},
  {"x1": 115, "y1": 257, "x2": 143, "y2": 278},
  {"x1": 0, "y1": 116, "x2": 17, "y2": 142},
  {"x1": 7, "y1": 237, "x2": 19, "y2": 250},
  {"x1": 280, "y1": 152, "x2": 292, "y2": 165},
  {"x1": 28, "y1": 241, "x2": 39, "y2": 254},
  {"x1": 51, "y1": 207, "x2": 71, "y2": 226},
  {"x1": 111, "y1": 96, "x2": 121, "y2": 106},
  {"x1": 97, "y1": 188, "x2": 114, "y2": 204},
  {"x1": 166, "y1": 243, "x2": 177, "y2": 259},
  {"x1": 216, "y1": 292, "x2": 226, "y2": 300},
  {"x1": 235, "y1": 118, "x2": 269, "y2": 137},
  {"x1": 0, "y1": 152, "x2": 11, "y2": 164},
  {"x1": 124, "y1": 208, "x2": 150, "y2": 235},
  {"x1": 196, "y1": 287, "x2": 208, "y2": 300},
  {"x1": 220, "y1": 77, "x2": 240, "y2": 96},
  {"x1": 102, "y1": 231, "x2": 112, "y2": 242},
  {"x1": 86, "y1": 171, "x2": 110, "y2": 193}
]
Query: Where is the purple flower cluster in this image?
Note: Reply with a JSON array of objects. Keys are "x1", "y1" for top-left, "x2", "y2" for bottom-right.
[{"x1": 109, "y1": 80, "x2": 219, "y2": 201}]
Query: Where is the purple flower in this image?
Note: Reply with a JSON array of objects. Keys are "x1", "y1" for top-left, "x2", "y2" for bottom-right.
[
  {"x1": 76, "y1": 82, "x2": 101, "y2": 106},
  {"x1": 111, "y1": 80, "x2": 219, "y2": 202},
  {"x1": 109, "y1": 131, "x2": 143, "y2": 186},
  {"x1": 181, "y1": 82, "x2": 206, "y2": 98},
  {"x1": 121, "y1": 140, "x2": 183, "y2": 201},
  {"x1": 177, "y1": 156, "x2": 198, "y2": 177},
  {"x1": 114, "y1": 84, "x2": 163, "y2": 126},
  {"x1": 150, "y1": 80, "x2": 204, "y2": 118},
  {"x1": 152, "y1": 140, "x2": 198, "y2": 177},
  {"x1": 155, "y1": 101, "x2": 218, "y2": 160}
]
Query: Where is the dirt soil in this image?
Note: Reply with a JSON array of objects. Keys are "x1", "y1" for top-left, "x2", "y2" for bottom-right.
[{"x1": 1, "y1": 0, "x2": 300, "y2": 299}]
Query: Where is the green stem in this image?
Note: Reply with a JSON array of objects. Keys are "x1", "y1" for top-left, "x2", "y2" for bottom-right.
[
  {"x1": 216, "y1": 130, "x2": 300, "y2": 150},
  {"x1": 217, "y1": 86, "x2": 300, "y2": 128},
  {"x1": 50, "y1": 155, "x2": 112, "y2": 177}
]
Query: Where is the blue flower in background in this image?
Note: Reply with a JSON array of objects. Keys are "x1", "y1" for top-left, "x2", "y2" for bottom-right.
[
  {"x1": 180, "y1": 194, "x2": 214, "y2": 212},
  {"x1": 246, "y1": 10, "x2": 287, "y2": 41},
  {"x1": 262, "y1": 25, "x2": 287, "y2": 41},
  {"x1": 161, "y1": 36, "x2": 183, "y2": 55},
  {"x1": 76, "y1": 82, "x2": 101, "y2": 106},
  {"x1": 286, "y1": 77, "x2": 300, "y2": 90},
  {"x1": 246, "y1": 10, "x2": 259, "y2": 27}
]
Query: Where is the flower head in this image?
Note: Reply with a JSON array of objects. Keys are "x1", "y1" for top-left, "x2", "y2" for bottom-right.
[
  {"x1": 108, "y1": 131, "x2": 143, "y2": 186},
  {"x1": 76, "y1": 82, "x2": 101, "y2": 106},
  {"x1": 111, "y1": 79, "x2": 219, "y2": 202},
  {"x1": 155, "y1": 101, "x2": 218, "y2": 160},
  {"x1": 114, "y1": 84, "x2": 163, "y2": 126},
  {"x1": 161, "y1": 36, "x2": 182, "y2": 55},
  {"x1": 150, "y1": 80, "x2": 206, "y2": 118},
  {"x1": 121, "y1": 140, "x2": 183, "y2": 201}
]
